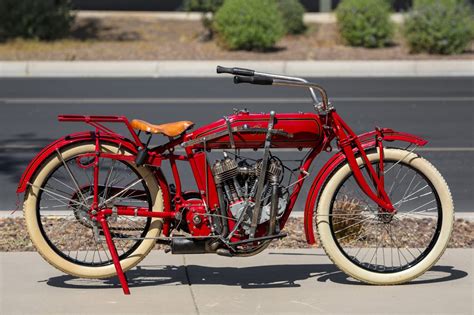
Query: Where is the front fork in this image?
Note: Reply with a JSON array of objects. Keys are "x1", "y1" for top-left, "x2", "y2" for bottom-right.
[{"x1": 330, "y1": 111, "x2": 395, "y2": 213}]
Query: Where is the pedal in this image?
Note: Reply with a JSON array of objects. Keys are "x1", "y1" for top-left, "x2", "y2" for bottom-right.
[{"x1": 216, "y1": 248, "x2": 233, "y2": 257}]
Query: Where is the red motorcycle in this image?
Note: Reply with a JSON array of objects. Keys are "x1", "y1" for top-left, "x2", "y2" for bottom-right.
[{"x1": 18, "y1": 66, "x2": 454, "y2": 294}]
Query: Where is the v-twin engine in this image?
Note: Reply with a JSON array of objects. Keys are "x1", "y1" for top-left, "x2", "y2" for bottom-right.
[{"x1": 212, "y1": 154, "x2": 287, "y2": 235}]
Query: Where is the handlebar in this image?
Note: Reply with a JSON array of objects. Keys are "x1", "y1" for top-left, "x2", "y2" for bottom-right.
[
  {"x1": 216, "y1": 65, "x2": 330, "y2": 112},
  {"x1": 233, "y1": 75, "x2": 273, "y2": 85},
  {"x1": 216, "y1": 65, "x2": 255, "y2": 77}
]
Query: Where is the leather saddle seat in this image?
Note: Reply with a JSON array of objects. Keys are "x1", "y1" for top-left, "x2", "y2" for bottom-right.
[{"x1": 130, "y1": 119, "x2": 194, "y2": 137}]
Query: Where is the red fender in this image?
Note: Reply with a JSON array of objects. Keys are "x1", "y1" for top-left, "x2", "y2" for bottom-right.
[
  {"x1": 17, "y1": 131, "x2": 174, "y2": 235},
  {"x1": 16, "y1": 131, "x2": 169, "y2": 206},
  {"x1": 303, "y1": 128, "x2": 427, "y2": 245},
  {"x1": 17, "y1": 131, "x2": 137, "y2": 193}
]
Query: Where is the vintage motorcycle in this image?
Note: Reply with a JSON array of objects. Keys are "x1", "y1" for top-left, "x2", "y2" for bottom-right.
[{"x1": 17, "y1": 66, "x2": 454, "y2": 294}]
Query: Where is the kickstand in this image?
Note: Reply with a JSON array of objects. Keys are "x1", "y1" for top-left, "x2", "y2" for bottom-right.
[{"x1": 99, "y1": 217, "x2": 131, "y2": 295}]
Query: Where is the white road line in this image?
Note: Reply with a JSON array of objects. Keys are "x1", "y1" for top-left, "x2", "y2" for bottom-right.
[
  {"x1": 416, "y1": 147, "x2": 474, "y2": 152},
  {"x1": 0, "y1": 144, "x2": 473, "y2": 152},
  {"x1": 0, "y1": 144, "x2": 44, "y2": 150},
  {"x1": 0, "y1": 96, "x2": 473, "y2": 104}
]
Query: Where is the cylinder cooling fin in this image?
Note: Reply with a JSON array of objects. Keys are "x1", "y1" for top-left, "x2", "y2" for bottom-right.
[{"x1": 212, "y1": 157, "x2": 238, "y2": 184}]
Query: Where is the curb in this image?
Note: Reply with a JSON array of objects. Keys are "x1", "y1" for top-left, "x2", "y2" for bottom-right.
[
  {"x1": 1, "y1": 60, "x2": 472, "y2": 78},
  {"x1": 75, "y1": 11, "x2": 405, "y2": 24}
]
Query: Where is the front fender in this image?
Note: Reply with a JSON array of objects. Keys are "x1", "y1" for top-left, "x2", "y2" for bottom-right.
[
  {"x1": 16, "y1": 131, "x2": 139, "y2": 193},
  {"x1": 303, "y1": 128, "x2": 427, "y2": 245}
]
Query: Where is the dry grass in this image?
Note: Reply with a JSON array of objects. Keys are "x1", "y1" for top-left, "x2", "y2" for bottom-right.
[
  {"x1": 331, "y1": 197, "x2": 365, "y2": 241},
  {"x1": 0, "y1": 17, "x2": 472, "y2": 60},
  {"x1": 1, "y1": 216, "x2": 472, "y2": 252}
]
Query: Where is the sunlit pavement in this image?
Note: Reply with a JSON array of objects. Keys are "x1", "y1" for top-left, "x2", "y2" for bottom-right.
[{"x1": 0, "y1": 249, "x2": 472, "y2": 314}]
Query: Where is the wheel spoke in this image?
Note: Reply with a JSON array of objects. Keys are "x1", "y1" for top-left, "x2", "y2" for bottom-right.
[
  {"x1": 33, "y1": 148, "x2": 153, "y2": 267},
  {"x1": 324, "y1": 157, "x2": 442, "y2": 274}
]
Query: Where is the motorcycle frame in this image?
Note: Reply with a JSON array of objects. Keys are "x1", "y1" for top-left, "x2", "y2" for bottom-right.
[{"x1": 16, "y1": 69, "x2": 429, "y2": 295}]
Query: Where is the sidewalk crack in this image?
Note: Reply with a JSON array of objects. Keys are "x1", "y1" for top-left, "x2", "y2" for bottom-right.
[{"x1": 183, "y1": 255, "x2": 200, "y2": 315}]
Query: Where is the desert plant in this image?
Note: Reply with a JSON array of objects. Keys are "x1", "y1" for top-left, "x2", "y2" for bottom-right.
[
  {"x1": 277, "y1": 0, "x2": 307, "y2": 35},
  {"x1": 331, "y1": 197, "x2": 364, "y2": 243},
  {"x1": 213, "y1": 0, "x2": 285, "y2": 51},
  {"x1": 184, "y1": 0, "x2": 224, "y2": 40},
  {"x1": 404, "y1": 0, "x2": 473, "y2": 55},
  {"x1": 336, "y1": 0, "x2": 394, "y2": 48},
  {"x1": 0, "y1": 0, "x2": 75, "y2": 41}
]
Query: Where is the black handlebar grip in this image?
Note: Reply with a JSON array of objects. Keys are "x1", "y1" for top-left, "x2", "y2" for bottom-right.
[
  {"x1": 216, "y1": 65, "x2": 255, "y2": 76},
  {"x1": 233, "y1": 75, "x2": 273, "y2": 85},
  {"x1": 232, "y1": 67, "x2": 255, "y2": 76},
  {"x1": 216, "y1": 65, "x2": 232, "y2": 74}
]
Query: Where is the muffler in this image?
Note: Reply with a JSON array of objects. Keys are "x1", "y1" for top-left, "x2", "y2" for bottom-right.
[{"x1": 170, "y1": 237, "x2": 219, "y2": 254}]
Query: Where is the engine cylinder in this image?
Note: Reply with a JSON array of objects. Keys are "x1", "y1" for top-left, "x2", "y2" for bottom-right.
[{"x1": 212, "y1": 158, "x2": 238, "y2": 184}]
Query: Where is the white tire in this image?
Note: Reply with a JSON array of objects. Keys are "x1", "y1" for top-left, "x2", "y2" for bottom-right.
[
  {"x1": 24, "y1": 143, "x2": 163, "y2": 279},
  {"x1": 316, "y1": 148, "x2": 454, "y2": 284}
]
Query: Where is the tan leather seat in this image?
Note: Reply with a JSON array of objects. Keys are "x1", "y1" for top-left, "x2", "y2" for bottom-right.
[{"x1": 130, "y1": 119, "x2": 194, "y2": 137}]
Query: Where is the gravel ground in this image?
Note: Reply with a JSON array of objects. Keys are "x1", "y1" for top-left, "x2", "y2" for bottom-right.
[
  {"x1": 1, "y1": 217, "x2": 472, "y2": 252},
  {"x1": 0, "y1": 18, "x2": 472, "y2": 61}
]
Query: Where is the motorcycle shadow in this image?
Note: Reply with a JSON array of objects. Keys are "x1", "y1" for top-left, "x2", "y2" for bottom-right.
[{"x1": 45, "y1": 263, "x2": 468, "y2": 290}]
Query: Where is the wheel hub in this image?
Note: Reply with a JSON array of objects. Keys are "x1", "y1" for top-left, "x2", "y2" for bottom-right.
[
  {"x1": 70, "y1": 188, "x2": 105, "y2": 228},
  {"x1": 379, "y1": 212, "x2": 395, "y2": 223}
]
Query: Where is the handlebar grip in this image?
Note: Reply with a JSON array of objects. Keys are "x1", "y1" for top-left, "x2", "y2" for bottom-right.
[
  {"x1": 216, "y1": 65, "x2": 255, "y2": 76},
  {"x1": 233, "y1": 75, "x2": 273, "y2": 85}
]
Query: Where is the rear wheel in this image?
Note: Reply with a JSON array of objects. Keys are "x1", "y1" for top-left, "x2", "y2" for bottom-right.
[
  {"x1": 316, "y1": 148, "x2": 454, "y2": 284},
  {"x1": 24, "y1": 142, "x2": 163, "y2": 279}
]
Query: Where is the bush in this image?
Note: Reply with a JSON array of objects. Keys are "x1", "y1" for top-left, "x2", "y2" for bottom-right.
[
  {"x1": 404, "y1": 0, "x2": 473, "y2": 55},
  {"x1": 214, "y1": 0, "x2": 285, "y2": 51},
  {"x1": 277, "y1": 0, "x2": 307, "y2": 35},
  {"x1": 0, "y1": 0, "x2": 75, "y2": 41},
  {"x1": 184, "y1": 0, "x2": 224, "y2": 40},
  {"x1": 336, "y1": 0, "x2": 394, "y2": 48}
]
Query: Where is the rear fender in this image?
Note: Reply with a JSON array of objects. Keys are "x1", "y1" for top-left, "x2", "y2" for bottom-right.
[
  {"x1": 303, "y1": 128, "x2": 427, "y2": 244},
  {"x1": 17, "y1": 131, "x2": 139, "y2": 193}
]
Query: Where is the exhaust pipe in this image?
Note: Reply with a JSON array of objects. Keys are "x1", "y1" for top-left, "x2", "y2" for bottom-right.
[{"x1": 170, "y1": 237, "x2": 220, "y2": 254}]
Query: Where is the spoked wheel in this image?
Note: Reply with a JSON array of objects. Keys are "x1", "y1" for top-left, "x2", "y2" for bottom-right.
[
  {"x1": 316, "y1": 148, "x2": 454, "y2": 284},
  {"x1": 24, "y1": 143, "x2": 163, "y2": 279}
]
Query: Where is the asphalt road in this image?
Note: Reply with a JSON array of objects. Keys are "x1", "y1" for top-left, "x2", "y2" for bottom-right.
[{"x1": 0, "y1": 77, "x2": 472, "y2": 212}]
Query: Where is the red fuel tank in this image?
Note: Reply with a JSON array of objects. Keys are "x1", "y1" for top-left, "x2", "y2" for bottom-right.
[{"x1": 185, "y1": 111, "x2": 324, "y2": 149}]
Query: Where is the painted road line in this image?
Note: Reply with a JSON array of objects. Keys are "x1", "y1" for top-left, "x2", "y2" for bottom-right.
[
  {"x1": 415, "y1": 147, "x2": 474, "y2": 152},
  {"x1": 0, "y1": 96, "x2": 473, "y2": 104}
]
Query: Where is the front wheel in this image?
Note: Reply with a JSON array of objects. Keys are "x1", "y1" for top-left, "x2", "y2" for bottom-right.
[{"x1": 316, "y1": 148, "x2": 454, "y2": 284}]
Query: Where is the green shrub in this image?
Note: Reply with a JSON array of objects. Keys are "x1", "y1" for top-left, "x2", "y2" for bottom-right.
[
  {"x1": 214, "y1": 0, "x2": 285, "y2": 51},
  {"x1": 404, "y1": 0, "x2": 473, "y2": 55},
  {"x1": 277, "y1": 0, "x2": 307, "y2": 35},
  {"x1": 184, "y1": 0, "x2": 224, "y2": 40},
  {"x1": 336, "y1": 0, "x2": 394, "y2": 48},
  {"x1": 184, "y1": 0, "x2": 224, "y2": 12},
  {"x1": 0, "y1": 0, "x2": 75, "y2": 41}
]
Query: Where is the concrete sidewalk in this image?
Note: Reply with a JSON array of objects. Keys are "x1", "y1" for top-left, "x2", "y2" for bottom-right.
[{"x1": 1, "y1": 249, "x2": 472, "y2": 314}]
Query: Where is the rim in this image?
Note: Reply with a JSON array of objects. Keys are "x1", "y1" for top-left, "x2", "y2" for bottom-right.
[
  {"x1": 35, "y1": 148, "x2": 152, "y2": 267},
  {"x1": 327, "y1": 158, "x2": 442, "y2": 274}
]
